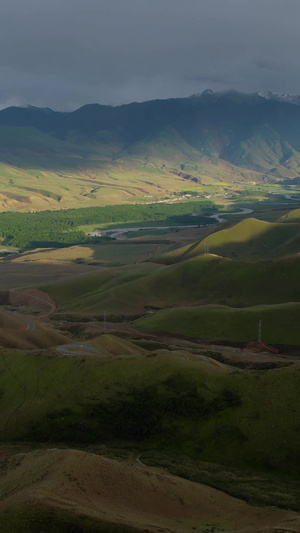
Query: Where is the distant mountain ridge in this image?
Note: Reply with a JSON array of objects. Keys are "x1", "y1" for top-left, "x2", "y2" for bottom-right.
[
  {"x1": 2, "y1": 89, "x2": 300, "y2": 160},
  {"x1": 0, "y1": 90, "x2": 300, "y2": 211},
  {"x1": 257, "y1": 91, "x2": 300, "y2": 106},
  {"x1": 191, "y1": 89, "x2": 300, "y2": 106}
]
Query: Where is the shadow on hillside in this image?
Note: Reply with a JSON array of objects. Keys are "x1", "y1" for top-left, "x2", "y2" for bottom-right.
[
  {"x1": 162, "y1": 216, "x2": 300, "y2": 263},
  {"x1": 0, "y1": 259, "x2": 102, "y2": 289}
]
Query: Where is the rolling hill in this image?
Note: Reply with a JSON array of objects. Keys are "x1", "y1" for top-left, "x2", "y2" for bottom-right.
[
  {"x1": 135, "y1": 302, "x2": 300, "y2": 345},
  {"x1": 1, "y1": 349, "x2": 300, "y2": 479},
  {"x1": 1, "y1": 448, "x2": 299, "y2": 533},
  {"x1": 0, "y1": 308, "x2": 68, "y2": 349},
  {"x1": 42, "y1": 252, "x2": 300, "y2": 316},
  {"x1": 0, "y1": 192, "x2": 300, "y2": 531},
  {"x1": 156, "y1": 217, "x2": 300, "y2": 263}
]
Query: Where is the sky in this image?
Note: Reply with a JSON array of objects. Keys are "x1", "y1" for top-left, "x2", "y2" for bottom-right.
[{"x1": 1, "y1": 0, "x2": 300, "y2": 110}]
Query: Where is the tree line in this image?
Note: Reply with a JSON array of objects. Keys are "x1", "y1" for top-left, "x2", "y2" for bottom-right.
[{"x1": 0, "y1": 200, "x2": 214, "y2": 249}]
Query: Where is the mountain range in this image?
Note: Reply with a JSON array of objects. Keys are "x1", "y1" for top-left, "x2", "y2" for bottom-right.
[{"x1": 1, "y1": 89, "x2": 300, "y2": 210}]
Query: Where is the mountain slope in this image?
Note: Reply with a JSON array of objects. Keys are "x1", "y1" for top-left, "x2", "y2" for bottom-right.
[
  {"x1": 0, "y1": 308, "x2": 68, "y2": 349},
  {"x1": 1, "y1": 91, "x2": 300, "y2": 210},
  {"x1": 135, "y1": 302, "x2": 300, "y2": 345},
  {"x1": 1, "y1": 448, "x2": 298, "y2": 533},
  {"x1": 157, "y1": 217, "x2": 300, "y2": 263},
  {"x1": 42, "y1": 252, "x2": 300, "y2": 316}
]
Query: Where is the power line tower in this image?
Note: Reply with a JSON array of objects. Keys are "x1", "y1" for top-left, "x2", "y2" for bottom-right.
[
  {"x1": 258, "y1": 320, "x2": 262, "y2": 342},
  {"x1": 204, "y1": 242, "x2": 209, "y2": 254}
]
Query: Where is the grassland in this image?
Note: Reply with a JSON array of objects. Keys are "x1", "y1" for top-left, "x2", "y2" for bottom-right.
[
  {"x1": 281, "y1": 207, "x2": 300, "y2": 221},
  {"x1": 0, "y1": 146, "x2": 265, "y2": 213},
  {"x1": 0, "y1": 348, "x2": 300, "y2": 478},
  {"x1": 157, "y1": 217, "x2": 300, "y2": 263},
  {"x1": 40, "y1": 252, "x2": 300, "y2": 317},
  {"x1": 0, "y1": 128, "x2": 298, "y2": 216},
  {"x1": 0, "y1": 203, "x2": 299, "y2": 531},
  {"x1": 9, "y1": 242, "x2": 168, "y2": 266},
  {"x1": 135, "y1": 302, "x2": 300, "y2": 345},
  {"x1": 0, "y1": 504, "x2": 138, "y2": 533}
]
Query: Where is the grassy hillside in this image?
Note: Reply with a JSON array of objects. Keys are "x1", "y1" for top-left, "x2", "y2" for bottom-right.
[
  {"x1": 227, "y1": 124, "x2": 300, "y2": 172},
  {"x1": 0, "y1": 350, "x2": 300, "y2": 477},
  {"x1": 0, "y1": 125, "x2": 263, "y2": 214},
  {"x1": 41, "y1": 262, "x2": 160, "y2": 313},
  {"x1": 280, "y1": 207, "x2": 300, "y2": 221},
  {"x1": 135, "y1": 302, "x2": 300, "y2": 345},
  {"x1": 0, "y1": 309, "x2": 68, "y2": 349},
  {"x1": 157, "y1": 217, "x2": 300, "y2": 263},
  {"x1": 0, "y1": 505, "x2": 138, "y2": 533},
  {"x1": 91, "y1": 334, "x2": 148, "y2": 356},
  {"x1": 43, "y1": 253, "x2": 300, "y2": 316},
  {"x1": 10, "y1": 242, "x2": 168, "y2": 266}
]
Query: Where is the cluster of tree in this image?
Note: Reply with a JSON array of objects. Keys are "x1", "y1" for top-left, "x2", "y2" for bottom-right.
[{"x1": 0, "y1": 200, "x2": 214, "y2": 249}]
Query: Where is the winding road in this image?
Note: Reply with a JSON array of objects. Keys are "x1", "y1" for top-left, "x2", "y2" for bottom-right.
[{"x1": 56, "y1": 344, "x2": 102, "y2": 356}]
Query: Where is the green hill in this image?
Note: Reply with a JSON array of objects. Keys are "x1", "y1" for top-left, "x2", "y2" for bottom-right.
[
  {"x1": 135, "y1": 302, "x2": 300, "y2": 345},
  {"x1": 1, "y1": 349, "x2": 300, "y2": 476},
  {"x1": 280, "y1": 207, "x2": 300, "y2": 222},
  {"x1": 157, "y1": 218, "x2": 300, "y2": 263},
  {"x1": 43, "y1": 253, "x2": 300, "y2": 316}
]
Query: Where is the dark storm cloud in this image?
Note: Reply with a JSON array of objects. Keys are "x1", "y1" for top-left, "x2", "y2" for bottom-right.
[{"x1": 0, "y1": 0, "x2": 300, "y2": 109}]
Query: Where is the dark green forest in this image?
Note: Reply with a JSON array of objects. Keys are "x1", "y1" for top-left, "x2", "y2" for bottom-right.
[{"x1": 0, "y1": 200, "x2": 214, "y2": 249}]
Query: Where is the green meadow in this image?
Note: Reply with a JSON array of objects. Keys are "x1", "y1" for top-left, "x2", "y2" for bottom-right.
[
  {"x1": 158, "y1": 217, "x2": 300, "y2": 263},
  {"x1": 42, "y1": 251, "x2": 300, "y2": 316},
  {"x1": 0, "y1": 349, "x2": 300, "y2": 477},
  {"x1": 135, "y1": 302, "x2": 300, "y2": 345}
]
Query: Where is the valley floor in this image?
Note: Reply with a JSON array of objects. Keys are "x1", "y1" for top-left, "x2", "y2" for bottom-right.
[{"x1": 1, "y1": 201, "x2": 300, "y2": 532}]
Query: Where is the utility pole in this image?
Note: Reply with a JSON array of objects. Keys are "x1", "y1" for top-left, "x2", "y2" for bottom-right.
[
  {"x1": 103, "y1": 311, "x2": 106, "y2": 332},
  {"x1": 258, "y1": 320, "x2": 262, "y2": 342}
]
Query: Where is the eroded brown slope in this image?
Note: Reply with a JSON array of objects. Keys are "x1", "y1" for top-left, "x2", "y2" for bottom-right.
[
  {"x1": 0, "y1": 448, "x2": 299, "y2": 533},
  {"x1": 0, "y1": 308, "x2": 68, "y2": 349}
]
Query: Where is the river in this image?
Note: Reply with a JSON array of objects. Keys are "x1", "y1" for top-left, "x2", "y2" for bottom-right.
[{"x1": 90, "y1": 207, "x2": 254, "y2": 240}]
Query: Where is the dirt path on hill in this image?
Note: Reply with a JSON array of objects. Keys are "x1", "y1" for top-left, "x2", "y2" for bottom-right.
[
  {"x1": 8, "y1": 288, "x2": 56, "y2": 319},
  {"x1": 56, "y1": 344, "x2": 102, "y2": 356}
]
